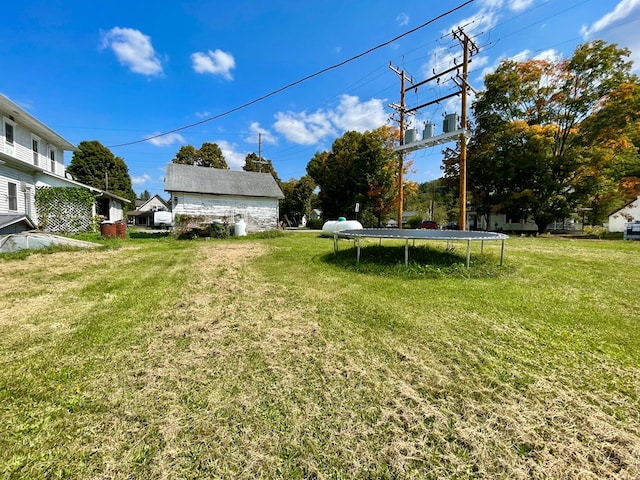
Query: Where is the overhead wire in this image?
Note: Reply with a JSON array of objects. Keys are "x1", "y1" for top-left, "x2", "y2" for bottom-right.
[{"x1": 106, "y1": 0, "x2": 476, "y2": 148}]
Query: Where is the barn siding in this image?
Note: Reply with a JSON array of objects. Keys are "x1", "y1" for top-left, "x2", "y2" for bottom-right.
[{"x1": 172, "y1": 193, "x2": 279, "y2": 232}]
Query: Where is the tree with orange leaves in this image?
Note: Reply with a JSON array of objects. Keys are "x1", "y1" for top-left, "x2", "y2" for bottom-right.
[{"x1": 467, "y1": 40, "x2": 638, "y2": 232}]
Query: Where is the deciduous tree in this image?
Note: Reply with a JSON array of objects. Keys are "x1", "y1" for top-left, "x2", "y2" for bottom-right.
[
  {"x1": 306, "y1": 126, "x2": 405, "y2": 225},
  {"x1": 468, "y1": 41, "x2": 637, "y2": 232},
  {"x1": 172, "y1": 143, "x2": 228, "y2": 169}
]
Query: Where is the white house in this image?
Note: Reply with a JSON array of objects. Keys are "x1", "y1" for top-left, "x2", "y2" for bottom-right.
[
  {"x1": 127, "y1": 194, "x2": 169, "y2": 226},
  {"x1": 608, "y1": 195, "x2": 640, "y2": 232},
  {"x1": 0, "y1": 94, "x2": 128, "y2": 235},
  {"x1": 164, "y1": 163, "x2": 284, "y2": 232}
]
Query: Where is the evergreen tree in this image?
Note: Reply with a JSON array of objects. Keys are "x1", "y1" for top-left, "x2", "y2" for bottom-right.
[{"x1": 67, "y1": 140, "x2": 135, "y2": 204}]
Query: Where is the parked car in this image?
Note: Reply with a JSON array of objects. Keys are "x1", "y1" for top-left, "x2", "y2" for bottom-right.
[
  {"x1": 445, "y1": 222, "x2": 459, "y2": 230},
  {"x1": 418, "y1": 220, "x2": 439, "y2": 229}
]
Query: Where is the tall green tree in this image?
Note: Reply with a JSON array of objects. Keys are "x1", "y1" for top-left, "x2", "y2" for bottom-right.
[
  {"x1": 243, "y1": 152, "x2": 281, "y2": 185},
  {"x1": 577, "y1": 81, "x2": 640, "y2": 222},
  {"x1": 306, "y1": 126, "x2": 402, "y2": 224},
  {"x1": 468, "y1": 40, "x2": 636, "y2": 232},
  {"x1": 172, "y1": 142, "x2": 228, "y2": 169},
  {"x1": 67, "y1": 140, "x2": 135, "y2": 204},
  {"x1": 138, "y1": 190, "x2": 151, "y2": 201},
  {"x1": 279, "y1": 175, "x2": 316, "y2": 225}
]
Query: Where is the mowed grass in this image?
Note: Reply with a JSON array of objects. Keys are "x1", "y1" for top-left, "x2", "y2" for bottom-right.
[{"x1": 0, "y1": 232, "x2": 639, "y2": 479}]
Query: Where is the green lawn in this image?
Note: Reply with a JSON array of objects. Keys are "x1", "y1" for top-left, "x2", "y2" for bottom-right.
[{"x1": 1, "y1": 232, "x2": 639, "y2": 479}]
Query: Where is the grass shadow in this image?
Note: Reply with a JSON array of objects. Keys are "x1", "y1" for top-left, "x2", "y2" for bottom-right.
[
  {"x1": 128, "y1": 230, "x2": 173, "y2": 240},
  {"x1": 322, "y1": 242, "x2": 515, "y2": 279}
]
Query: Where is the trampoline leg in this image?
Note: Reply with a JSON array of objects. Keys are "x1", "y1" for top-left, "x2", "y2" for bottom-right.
[
  {"x1": 500, "y1": 239, "x2": 505, "y2": 266},
  {"x1": 466, "y1": 241, "x2": 471, "y2": 269},
  {"x1": 334, "y1": 233, "x2": 338, "y2": 255},
  {"x1": 405, "y1": 239, "x2": 409, "y2": 266},
  {"x1": 481, "y1": 240, "x2": 484, "y2": 254},
  {"x1": 357, "y1": 237, "x2": 361, "y2": 264}
]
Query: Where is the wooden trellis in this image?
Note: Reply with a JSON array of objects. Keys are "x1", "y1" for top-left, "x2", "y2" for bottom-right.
[{"x1": 38, "y1": 198, "x2": 94, "y2": 233}]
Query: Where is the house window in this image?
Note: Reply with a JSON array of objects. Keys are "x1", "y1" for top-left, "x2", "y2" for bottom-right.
[
  {"x1": 49, "y1": 148, "x2": 56, "y2": 173},
  {"x1": 5, "y1": 120, "x2": 14, "y2": 145},
  {"x1": 32, "y1": 138, "x2": 39, "y2": 165},
  {"x1": 8, "y1": 182, "x2": 18, "y2": 211}
]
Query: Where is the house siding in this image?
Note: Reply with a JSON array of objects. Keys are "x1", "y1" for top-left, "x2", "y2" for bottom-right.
[
  {"x1": 608, "y1": 196, "x2": 640, "y2": 232},
  {"x1": 1, "y1": 95, "x2": 128, "y2": 233},
  {"x1": 1, "y1": 118, "x2": 61, "y2": 175},
  {"x1": 0, "y1": 164, "x2": 35, "y2": 216},
  {"x1": 172, "y1": 193, "x2": 279, "y2": 232}
]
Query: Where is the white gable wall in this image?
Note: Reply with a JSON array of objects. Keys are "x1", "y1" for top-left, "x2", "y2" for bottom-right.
[
  {"x1": 608, "y1": 196, "x2": 640, "y2": 232},
  {"x1": 172, "y1": 192, "x2": 279, "y2": 232},
  {"x1": 139, "y1": 196, "x2": 167, "y2": 212},
  {"x1": 2, "y1": 117, "x2": 63, "y2": 175},
  {"x1": 0, "y1": 164, "x2": 35, "y2": 217}
]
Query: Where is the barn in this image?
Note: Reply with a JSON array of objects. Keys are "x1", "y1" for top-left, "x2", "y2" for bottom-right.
[{"x1": 164, "y1": 163, "x2": 284, "y2": 232}]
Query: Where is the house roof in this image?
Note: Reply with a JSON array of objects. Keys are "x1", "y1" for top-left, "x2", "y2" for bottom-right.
[
  {"x1": 607, "y1": 195, "x2": 640, "y2": 217},
  {"x1": 136, "y1": 194, "x2": 168, "y2": 210},
  {"x1": 37, "y1": 171, "x2": 131, "y2": 203},
  {"x1": 0, "y1": 214, "x2": 36, "y2": 232},
  {"x1": 0, "y1": 94, "x2": 76, "y2": 152},
  {"x1": 165, "y1": 163, "x2": 284, "y2": 199}
]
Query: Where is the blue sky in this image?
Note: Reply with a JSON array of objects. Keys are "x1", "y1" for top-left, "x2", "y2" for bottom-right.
[{"x1": 3, "y1": 0, "x2": 639, "y2": 197}]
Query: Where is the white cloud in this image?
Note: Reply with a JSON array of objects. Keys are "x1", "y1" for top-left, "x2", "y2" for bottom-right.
[
  {"x1": 274, "y1": 110, "x2": 335, "y2": 145},
  {"x1": 533, "y1": 49, "x2": 560, "y2": 62},
  {"x1": 131, "y1": 173, "x2": 151, "y2": 185},
  {"x1": 273, "y1": 95, "x2": 386, "y2": 145},
  {"x1": 330, "y1": 95, "x2": 387, "y2": 132},
  {"x1": 216, "y1": 140, "x2": 246, "y2": 170},
  {"x1": 509, "y1": 0, "x2": 534, "y2": 13},
  {"x1": 396, "y1": 13, "x2": 409, "y2": 27},
  {"x1": 101, "y1": 27, "x2": 163, "y2": 76},
  {"x1": 191, "y1": 49, "x2": 236, "y2": 79},
  {"x1": 246, "y1": 122, "x2": 277, "y2": 146},
  {"x1": 145, "y1": 132, "x2": 185, "y2": 147},
  {"x1": 195, "y1": 111, "x2": 211, "y2": 118},
  {"x1": 581, "y1": 0, "x2": 640, "y2": 37},
  {"x1": 581, "y1": 0, "x2": 640, "y2": 72}
]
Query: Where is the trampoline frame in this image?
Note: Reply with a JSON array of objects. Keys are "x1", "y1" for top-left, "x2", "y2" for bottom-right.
[{"x1": 333, "y1": 229, "x2": 508, "y2": 268}]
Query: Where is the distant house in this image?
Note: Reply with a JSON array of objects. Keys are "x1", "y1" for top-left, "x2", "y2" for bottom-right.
[
  {"x1": 164, "y1": 163, "x2": 284, "y2": 232},
  {"x1": 309, "y1": 209, "x2": 322, "y2": 221},
  {"x1": 608, "y1": 195, "x2": 640, "y2": 232},
  {"x1": 127, "y1": 194, "x2": 169, "y2": 226},
  {"x1": 0, "y1": 94, "x2": 128, "y2": 235}
]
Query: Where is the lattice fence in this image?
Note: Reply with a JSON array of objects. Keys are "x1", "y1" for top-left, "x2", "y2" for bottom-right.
[{"x1": 38, "y1": 198, "x2": 94, "y2": 233}]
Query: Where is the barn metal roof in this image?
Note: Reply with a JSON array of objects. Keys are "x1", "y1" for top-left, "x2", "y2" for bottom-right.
[{"x1": 164, "y1": 163, "x2": 284, "y2": 199}]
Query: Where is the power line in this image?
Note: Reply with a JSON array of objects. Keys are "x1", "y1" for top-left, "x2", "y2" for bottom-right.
[{"x1": 107, "y1": 0, "x2": 476, "y2": 148}]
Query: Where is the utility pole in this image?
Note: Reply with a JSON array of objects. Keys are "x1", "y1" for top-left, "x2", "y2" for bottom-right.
[
  {"x1": 389, "y1": 65, "x2": 412, "y2": 228},
  {"x1": 255, "y1": 133, "x2": 269, "y2": 173},
  {"x1": 391, "y1": 26, "x2": 478, "y2": 230},
  {"x1": 452, "y1": 27, "x2": 478, "y2": 231}
]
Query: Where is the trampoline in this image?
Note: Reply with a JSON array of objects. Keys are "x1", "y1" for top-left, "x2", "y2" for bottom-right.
[{"x1": 333, "y1": 229, "x2": 509, "y2": 268}]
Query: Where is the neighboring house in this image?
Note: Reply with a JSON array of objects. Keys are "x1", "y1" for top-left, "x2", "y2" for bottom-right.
[
  {"x1": 127, "y1": 194, "x2": 169, "y2": 226},
  {"x1": 0, "y1": 94, "x2": 128, "y2": 235},
  {"x1": 468, "y1": 210, "x2": 538, "y2": 232},
  {"x1": 164, "y1": 163, "x2": 284, "y2": 232},
  {"x1": 608, "y1": 195, "x2": 640, "y2": 232},
  {"x1": 310, "y1": 209, "x2": 322, "y2": 221}
]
